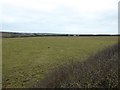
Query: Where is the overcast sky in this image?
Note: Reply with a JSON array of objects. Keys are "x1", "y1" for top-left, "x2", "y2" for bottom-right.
[{"x1": 0, "y1": 0, "x2": 119, "y2": 34}]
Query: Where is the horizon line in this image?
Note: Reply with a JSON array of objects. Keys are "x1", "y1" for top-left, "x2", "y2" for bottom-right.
[{"x1": 0, "y1": 31, "x2": 119, "y2": 35}]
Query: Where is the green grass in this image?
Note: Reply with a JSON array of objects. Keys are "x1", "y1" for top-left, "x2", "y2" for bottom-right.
[
  {"x1": 0, "y1": 37, "x2": 2, "y2": 89},
  {"x1": 2, "y1": 36, "x2": 118, "y2": 88}
]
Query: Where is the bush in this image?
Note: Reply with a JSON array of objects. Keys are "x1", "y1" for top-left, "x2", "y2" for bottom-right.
[{"x1": 34, "y1": 42, "x2": 119, "y2": 88}]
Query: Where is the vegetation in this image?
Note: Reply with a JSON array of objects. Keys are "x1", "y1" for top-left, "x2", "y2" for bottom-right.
[
  {"x1": 0, "y1": 34, "x2": 2, "y2": 88},
  {"x1": 35, "y1": 42, "x2": 119, "y2": 88},
  {"x1": 2, "y1": 36, "x2": 118, "y2": 88},
  {"x1": 1, "y1": 32, "x2": 118, "y2": 38}
]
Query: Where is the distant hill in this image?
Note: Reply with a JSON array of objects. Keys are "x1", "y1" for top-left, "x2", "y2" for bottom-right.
[{"x1": 0, "y1": 31, "x2": 119, "y2": 38}]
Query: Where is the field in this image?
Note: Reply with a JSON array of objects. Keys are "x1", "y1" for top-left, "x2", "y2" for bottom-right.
[
  {"x1": 2, "y1": 36, "x2": 118, "y2": 88},
  {"x1": 0, "y1": 36, "x2": 2, "y2": 89},
  {"x1": 36, "y1": 42, "x2": 119, "y2": 88}
]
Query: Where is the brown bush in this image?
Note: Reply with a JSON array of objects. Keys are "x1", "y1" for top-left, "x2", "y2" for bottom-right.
[{"x1": 34, "y1": 42, "x2": 119, "y2": 88}]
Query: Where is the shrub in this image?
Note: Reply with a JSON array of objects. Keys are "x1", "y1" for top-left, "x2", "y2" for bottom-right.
[{"x1": 34, "y1": 42, "x2": 119, "y2": 88}]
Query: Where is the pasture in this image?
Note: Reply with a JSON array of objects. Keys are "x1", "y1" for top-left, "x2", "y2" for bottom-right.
[{"x1": 2, "y1": 36, "x2": 118, "y2": 88}]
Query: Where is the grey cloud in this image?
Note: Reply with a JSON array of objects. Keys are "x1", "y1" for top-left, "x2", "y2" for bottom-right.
[{"x1": 2, "y1": 4, "x2": 118, "y2": 34}]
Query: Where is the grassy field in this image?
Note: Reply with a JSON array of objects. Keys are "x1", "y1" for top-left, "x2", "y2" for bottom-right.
[
  {"x1": 36, "y1": 43, "x2": 119, "y2": 88},
  {"x1": 2, "y1": 36, "x2": 118, "y2": 88},
  {"x1": 0, "y1": 36, "x2": 2, "y2": 89}
]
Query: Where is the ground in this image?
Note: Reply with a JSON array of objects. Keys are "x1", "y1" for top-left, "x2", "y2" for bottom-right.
[{"x1": 2, "y1": 36, "x2": 118, "y2": 88}]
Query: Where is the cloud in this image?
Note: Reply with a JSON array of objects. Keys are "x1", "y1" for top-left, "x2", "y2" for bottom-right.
[{"x1": 1, "y1": 0, "x2": 119, "y2": 34}]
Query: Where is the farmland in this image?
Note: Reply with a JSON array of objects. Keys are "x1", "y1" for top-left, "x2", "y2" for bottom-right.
[{"x1": 2, "y1": 36, "x2": 118, "y2": 88}]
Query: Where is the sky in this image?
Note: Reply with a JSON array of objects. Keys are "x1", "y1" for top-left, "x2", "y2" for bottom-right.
[{"x1": 0, "y1": 0, "x2": 119, "y2": 34}]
